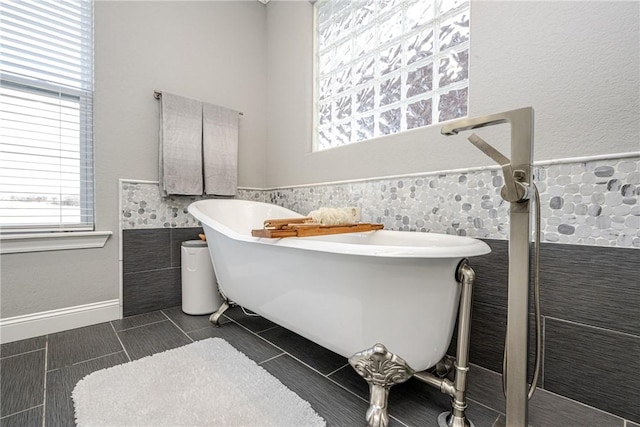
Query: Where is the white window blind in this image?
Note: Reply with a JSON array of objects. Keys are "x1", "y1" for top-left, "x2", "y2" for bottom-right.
[
  {"x1": 0, "y1": 0, "x2": 94, "y2": 232},
  {"x1": 314, "y1": 0, "x2": 470, "y2": 151}
]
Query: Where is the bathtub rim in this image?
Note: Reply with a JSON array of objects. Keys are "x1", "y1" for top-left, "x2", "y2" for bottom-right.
[{"x1": 188, "y1": 199, "x2": 491, "y2": 259}]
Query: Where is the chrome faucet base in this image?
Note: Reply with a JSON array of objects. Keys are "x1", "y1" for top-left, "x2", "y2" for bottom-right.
[
  {"x1": 442, "y1": 107, "x2": 535, "y2": 426},
  {"x1": 438, "y1": 411, "x2": 475, "y2": 427}
]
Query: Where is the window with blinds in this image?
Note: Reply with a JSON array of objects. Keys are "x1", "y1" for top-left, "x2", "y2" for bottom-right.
[{"x1": 0, "y1": 0, "x2": 94, "y2": 232}]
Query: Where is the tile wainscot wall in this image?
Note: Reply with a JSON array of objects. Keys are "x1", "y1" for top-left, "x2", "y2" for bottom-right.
[{"x1": 120, "y1": 154, "x2": 640, "y2": 425}]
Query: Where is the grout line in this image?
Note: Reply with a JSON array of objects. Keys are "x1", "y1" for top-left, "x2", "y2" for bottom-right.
[
  {"x1": 529, "y1": 387, "x2": 630, "y2": 422},
  {"x1": 255, "y1": 325, "x2": 280, "y2": 334},
  {"x1": 0, "y1": 347, "x2": 46, "y2": 361},
  {"x1": 0, "y1": 404, "x2": 44, "y2": 422},
  {"x1": 388, "y1": 414, "x2": 411, "y2": 427},
  {"x1": 41, "y1": 336, "x2": 48, "y2": 427},
  {"x1": 70, "y1": 351, "x2": 127, "y2": 367},
  {"x1": 466, "y1": 395, "x2": 505, "y2": 417},
  {"x1": 110, "y1": 323, "x2": 131, "y2": 362},
  {"x1": 544, "y1": 316, "x2": 640, "y2": 339},
  {"x1": 257, "y1": 352, "x2": 286, "y2": 366},
  {"x1": 326, "y1": 363, "x2": 349, "y2": 377},
  {"x1": 540, "y1": 315, "x2": 545, "y2": 388},
  {"x1": 113, "y1": 318, "x2": 169, "y2": 332},
  {"x1": 123, "y1": 266, "x2": 180, "y2": 276},
  {"x1": 161, "y1": 311, "x2": 194, "y2": 343}
]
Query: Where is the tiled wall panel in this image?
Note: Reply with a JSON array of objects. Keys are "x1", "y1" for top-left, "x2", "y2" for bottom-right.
[
  {"x1": 466, "y1": 365, "x2": 626, "y2": 427},
  {"x1": 544, "y1": 318, "x2": 640, "y2": 422},
  {"x1": 122, "y1": 268, "x2": 181, "y2": 317},
  {"x1": 122, "y1": 229, "x2": 171, "y2": 273},
  {"x1": 538, "y1": 244, "x2": 640, "y2": 335},
  {"x1": 122, "y1": 227, "x2": 203, "y2": 316}
]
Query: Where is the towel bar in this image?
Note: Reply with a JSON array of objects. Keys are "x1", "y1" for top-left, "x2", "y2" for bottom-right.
[{"x1": 153, "y1": 90, "x2": 244, "y2": 115}]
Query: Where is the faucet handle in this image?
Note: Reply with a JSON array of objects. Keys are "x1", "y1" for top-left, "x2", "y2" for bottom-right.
[
  {"x1": 468, "y1": 133, "x2": 511, "y2": 167},
  {"x1": 467, "y1": 133, "x2": 529, "y2": 203}
]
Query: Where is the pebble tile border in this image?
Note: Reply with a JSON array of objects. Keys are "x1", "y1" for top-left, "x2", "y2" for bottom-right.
[{"x1": 120, "y1": 156, "x2": 640, "y2": 248}]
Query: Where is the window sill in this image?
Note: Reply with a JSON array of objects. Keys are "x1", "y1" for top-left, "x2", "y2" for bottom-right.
[{"x1": 0, "y1": 231, "x2": 112, "y2": 254}]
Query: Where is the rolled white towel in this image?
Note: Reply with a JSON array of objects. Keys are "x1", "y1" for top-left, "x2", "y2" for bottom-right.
[{"x1": 308, "y1": 207, "x2": 361, "y2": 225}]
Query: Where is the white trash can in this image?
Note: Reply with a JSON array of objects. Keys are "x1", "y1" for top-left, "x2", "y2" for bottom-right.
[{"x1": 181, "y1": 240, "x2": 221, "y2": 315}]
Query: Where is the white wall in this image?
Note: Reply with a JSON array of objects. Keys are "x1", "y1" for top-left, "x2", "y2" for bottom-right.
[
  {"x1": 2, "y1": 0, "x2": 638, "y2": 323},
  {"x1": 0, "y1": 1, "x2": 267, "y2": 319},
  {"x1": 265, "y1": 0, "x2": 640, "y2": 187}
]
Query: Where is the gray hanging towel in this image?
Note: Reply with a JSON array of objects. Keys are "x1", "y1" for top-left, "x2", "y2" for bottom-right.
[
  {"x1": 202, "y1": 102, "x2": 239, "y2": 196},
  {"x1": 159, "y1": 92, "x2": 203, "y2": 196}
]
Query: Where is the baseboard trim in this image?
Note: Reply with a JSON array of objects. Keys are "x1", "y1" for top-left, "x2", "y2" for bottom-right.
[{"x1": 0, "y1": 299, "x2": 120, "y2": 344}]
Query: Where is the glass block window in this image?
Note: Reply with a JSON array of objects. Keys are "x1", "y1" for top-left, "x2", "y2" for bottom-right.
[{"x1": 314, "y1": 0, "x2": 470, "y2": 150}]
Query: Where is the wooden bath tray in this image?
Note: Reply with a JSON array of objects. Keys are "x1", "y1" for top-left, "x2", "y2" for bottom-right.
[{"x1": 252, "y1": 217, "x2": 383, "y2": 238}]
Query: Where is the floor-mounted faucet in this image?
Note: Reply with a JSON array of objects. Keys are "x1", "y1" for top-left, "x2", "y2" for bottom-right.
[{"x1": 441, "y1": 107, "x2": 535, "y2": 427}]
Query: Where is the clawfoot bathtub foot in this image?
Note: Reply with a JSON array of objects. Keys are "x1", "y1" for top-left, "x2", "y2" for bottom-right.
[
  {"x1": 349, "y1": 343, "x2": 415, "y2": 427},
  {"x1": 209, "y1": 301, "x2": 230, "y2": 327}
]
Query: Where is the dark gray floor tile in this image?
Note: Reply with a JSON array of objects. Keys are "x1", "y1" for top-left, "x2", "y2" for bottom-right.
[
  {"x1": 111, "y1": 310, "x2": 167, "y2": 331},
  {"x1": 163, "y1": 305, "x2": 229, "y2": 333},
  {"x1": 188, "y1": 322, "x2": 281, "y2": 364},
  {"x1": 224, "y1": 305, "x2": 278, "y2": 333},
  {"x1": 627, "y1": 421, "x2": 640, "y2": 427},
  {"x1": 0, "y1": 336, "x2": 46, "y2": 359},
  {"x1": 46, "y1": 352, "x2": 128, "y2": 427},
  {"x1": 170, "y1": 227, "x2": 204, "y2": 267},
  {"x1": 0, "y1": 405, "x2": 43, "y2": 427},
  {"x1": 116, "y1": 320, "x2": 192, "y2": 360},
  {"x1": 123, "y1": 267, "x2": 181, "y2": 316},
  {"x1": 0, "y1": 350, "x2": 45, "y2": 417},
  {"x1": 122, "y1": 228, "x2": 171, "y2": 273},
  {"x1": 545, "y1": 318, "x2": 640, "y2": 423},
  {"x1": 261, "y1": 354, "x2": 368, "y2": 427},
  {"x1": 47, "y1": 323, "x2": 123, "y2": 371},
  {"x1": 329, "y1": 364, "x2": 500, "y2": 427},
  {"x1": 259, "y1": 326, "x2": 347, "y2": 375}
]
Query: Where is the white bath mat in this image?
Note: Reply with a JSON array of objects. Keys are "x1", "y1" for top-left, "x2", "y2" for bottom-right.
[{"x1": 72, "y1": 338, "x2": 325, "y2": 426}]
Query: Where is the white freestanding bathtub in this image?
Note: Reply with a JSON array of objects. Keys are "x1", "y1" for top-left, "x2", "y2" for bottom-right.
[{"x1": 188, "y1": 199, "x2": 490, "y2": 373}]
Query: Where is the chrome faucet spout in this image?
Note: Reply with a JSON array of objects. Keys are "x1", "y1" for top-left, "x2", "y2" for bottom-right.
[
  {"x1": 440, "y1": 110, "x2": 516, "y2": 136},
  {"x1": 440, "y1": 107, "x2": 534, "y2": 204}
]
